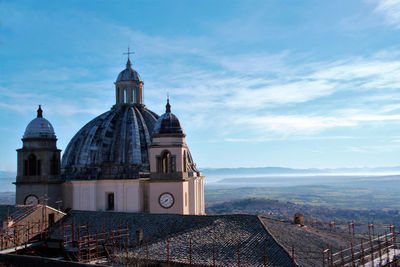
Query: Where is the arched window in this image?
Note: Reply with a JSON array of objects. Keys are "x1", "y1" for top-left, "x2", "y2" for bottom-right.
[
  {"x1": 37, "y1": 160, "x2": 41, "y2": 176},
  {"x1": 27, "y1": 154, "x2": 37, "y2": 176},
  {"x1": 124, "y1": 88, "x2": 128, "y2": 104},
  {"x1": 162, "y1": 151, "x2": 171, "y2": 173},
  {"x1": 24, "y1": 160, "x2": 28, "y2": 176},
  {"x1": 160, "y1": 150, "x2": 175, "y2": 173},
  {"x1": 133, "y1": 88, "x2": 136, "y2": 104}
]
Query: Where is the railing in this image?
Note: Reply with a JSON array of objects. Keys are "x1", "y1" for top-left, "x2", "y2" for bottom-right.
[
  {"x1": 0, "y1": 220, "x2": 47, "y2": 251},
  {"x1": 322, "y1": 231, "x2": 399, "y2": 266},
  {"x1": 8, "y1": 204, "x2": 40, "y2": 223},
  {"x1": 60, "y1": 220, "x2": 129, "y2": 263}
]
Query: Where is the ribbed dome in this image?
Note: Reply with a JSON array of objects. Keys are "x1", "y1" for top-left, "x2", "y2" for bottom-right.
[
  {"x1": 23, "y1": 106, "x2": 56, "y2": 139},
  {"x1": 61, "y1": 105, "x2": 158, "y2": 179},
  {"x1": 116, "y1": 59, "x2": 141, "y2": 82}
]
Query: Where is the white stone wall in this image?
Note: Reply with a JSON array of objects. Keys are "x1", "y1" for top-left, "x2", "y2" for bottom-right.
[
  {"x1": 68, "y1": 179, "x2": 142, "y2": 212},
  {"x1": 188, "y1": 177, "x2": 205, "y2": 215},
  {"x1": 189, "y1": 178, "x2": 197, "y2": 214}
]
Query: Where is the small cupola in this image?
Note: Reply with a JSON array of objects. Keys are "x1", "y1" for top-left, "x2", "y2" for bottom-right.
[
  {"x1": 23, "y1": 105, "x2": 56, "y2": 139},
  {"x1": 152, "y1": 99, "x2": 184, "y2": 135}
]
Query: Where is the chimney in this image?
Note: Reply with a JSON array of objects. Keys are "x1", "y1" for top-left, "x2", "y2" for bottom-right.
[
  {"x1": 294, "y1": 213, "x2": 305, "y2": 226},
  {"x1": 136, "y1": 229, "x2": 143, "y2": 245}
]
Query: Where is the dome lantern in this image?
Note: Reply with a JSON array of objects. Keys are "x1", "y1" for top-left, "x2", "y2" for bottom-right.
[{"x1": 115, "y1": 49, "x2": 144, "y2": 106}]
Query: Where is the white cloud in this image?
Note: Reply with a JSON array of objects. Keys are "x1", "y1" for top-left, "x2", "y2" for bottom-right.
[
  {"x1": 224, "y1": 136, "x2": 354, "y2": 143},
  {"x1": 226, "y1": 79, "x2": 336, "y2": 108},
  {"x1": 374, "y1": 0, "x2": 400, "y2": 28},
  {"x1": 232, "y1": 115, "x2": 357, "y2": 134},
  {"x1": 223, "y1": 110, "x2": 400, "y2": 136}
]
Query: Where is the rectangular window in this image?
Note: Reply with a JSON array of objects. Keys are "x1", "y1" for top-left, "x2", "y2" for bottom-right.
[
  {"x1": 107, "y1": 193, "x2": 114, "y2": 211},
  {"x1": 48, "y1": 213, "x2": 55, "y2": 227},
  {"x1": 185, "y1": 192, "x2": 188, "y2": 207}
]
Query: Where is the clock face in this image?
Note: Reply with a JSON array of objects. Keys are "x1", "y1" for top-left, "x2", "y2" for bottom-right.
[
  {"x1": 25, "y1": 195, "x2": 39, "y2": 205},
  {"x1": 159, "y1": 192, "x2": 174, "y2": 209}
]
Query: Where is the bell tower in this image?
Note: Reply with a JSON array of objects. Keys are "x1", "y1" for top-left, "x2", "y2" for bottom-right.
[
  {"x1": 15, "y1": 106, "x2": 63, "y2": 208},
  {"x1": 147, "y1": 100, "x2": 205, "y2": 215}
]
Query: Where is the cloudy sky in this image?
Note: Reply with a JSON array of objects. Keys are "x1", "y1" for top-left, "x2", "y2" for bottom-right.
[{"x1": 2, "y1": 0, "x2": 400, "y2": 171}]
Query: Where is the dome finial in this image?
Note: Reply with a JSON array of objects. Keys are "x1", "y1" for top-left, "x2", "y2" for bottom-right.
[
  {"x1": 166, "y1": 96, "x2": 171, "y2": 113},
  {"x1": 126, "y1": 58, "x2": 132, "y2": 69},
  {"x1": 123, "y1": 46, "x2": 135, "y2": 69},
  {"x1": 37, "y1": 105, "x2": 43, "y2": 118}
]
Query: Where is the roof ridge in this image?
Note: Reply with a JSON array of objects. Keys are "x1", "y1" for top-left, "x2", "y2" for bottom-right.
[{"x1": 257, "y1": 215, "x2": 299, "y2": 266}]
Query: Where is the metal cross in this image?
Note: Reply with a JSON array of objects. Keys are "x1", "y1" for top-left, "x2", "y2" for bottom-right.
[{"x1": 123, "y1": 46, "x2": 135, "y2": 59}]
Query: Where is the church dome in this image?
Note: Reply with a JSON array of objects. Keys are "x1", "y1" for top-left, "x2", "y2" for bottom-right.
[
  {"x1": 116, "y1": 58, "x2": 141, "y2": 82},
  {"x1": 23, "y1": 105, "x2": 56, "y2": 139},
  {"x1": 153, "y1": 100, "x2": 184, "y2": 135},
  {"x1": 61, "y1": 58, "x2": 197, "y2": 180},
  {"x1": 61, "y1": 105, "x2": 158, "y2": 179}
]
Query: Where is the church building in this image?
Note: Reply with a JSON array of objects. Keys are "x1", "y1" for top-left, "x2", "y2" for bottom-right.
[{"x1": 15, "y1": 57, "x2": 205, "y2": 215}]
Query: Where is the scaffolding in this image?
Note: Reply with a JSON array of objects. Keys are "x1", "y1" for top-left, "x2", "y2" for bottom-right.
[
  {"x1": 59, "y1": 219, "x2": 129, "y2": 263},
  {"x1": 0, "y1": 204, "x2": 49, "y2": 252}
]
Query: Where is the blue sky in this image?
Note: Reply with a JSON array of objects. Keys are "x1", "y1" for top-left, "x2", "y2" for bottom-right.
[{"x1": 2, "y1": 0, "x2": 400, "y2": 171}]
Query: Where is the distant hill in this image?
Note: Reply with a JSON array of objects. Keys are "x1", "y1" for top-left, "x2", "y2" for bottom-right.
[
  {"x1": 206, "y1": 198, "x2": 400, "y2": 227},
  {"x1": 202, "y1": 166, "x2": 400, "y2": 176},
  {"x1": 0, "y1": 171, "x2": 15, "y2": 192},
  {"x1": 0, "y1": 171, "x2": 16, "y2": 179},
  {"x1": 0, "y1": 192, "x2": 14, "y2": 204}
]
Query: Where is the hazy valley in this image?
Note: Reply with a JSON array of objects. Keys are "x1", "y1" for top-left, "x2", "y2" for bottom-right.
[{"x1": 1, "y1": 167, "x2": 400, "y2": 228}]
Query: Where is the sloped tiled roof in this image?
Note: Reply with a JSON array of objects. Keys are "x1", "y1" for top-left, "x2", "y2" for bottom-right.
[
  {"x1": 50, "y1": 211, "x2": 294, "y2": 266},
  {"x1": 260, "y1": 216, "x2": 363, "y2": 267}
]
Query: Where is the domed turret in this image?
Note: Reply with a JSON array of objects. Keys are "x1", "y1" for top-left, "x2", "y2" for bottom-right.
[
  {"x1": 23, "y1": 105, "x2": 56, "y2": 139},
  {"x1": 153, "y1": 99, "x2": 184, "y2": 135}
]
